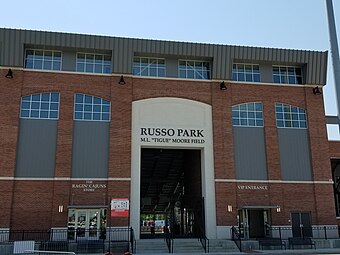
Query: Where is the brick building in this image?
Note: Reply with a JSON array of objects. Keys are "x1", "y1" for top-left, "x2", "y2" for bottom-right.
[{"x1": 0, "y1": 28, "x2": 339, "y2": 240}]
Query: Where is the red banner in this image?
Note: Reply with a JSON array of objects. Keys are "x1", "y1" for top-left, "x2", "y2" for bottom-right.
[{"x1": 111, "y1": 198, "x2": 129, "y2": 217}]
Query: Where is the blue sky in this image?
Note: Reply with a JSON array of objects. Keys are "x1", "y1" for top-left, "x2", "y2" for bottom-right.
[{"x1": 1, "y1": 0, "x2": 340, "y2": 137}]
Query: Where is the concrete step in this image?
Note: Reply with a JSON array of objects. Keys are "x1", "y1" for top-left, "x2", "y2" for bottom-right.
[
  {"x1": 208, "y1": 239, "x2": 240, "y2": 252},
  {"x1": 136, "y1": 239, "x2": 169, "y2": 253},
  {"x1": 135, "y1": 238, "x2": 240, "y2": 254},
  {"x1": 172, "y1": 238, "x2": 205, "y2": 253}
]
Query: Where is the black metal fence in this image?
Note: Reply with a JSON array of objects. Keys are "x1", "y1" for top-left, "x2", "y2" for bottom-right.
[
  {"x1": 0, "y1": 227, "x2": 135, "y2": 254},
  {"x1": 231, "y1": 226, "x2": 242, "y2": 252},
  {"x1": 236, "y1": 225, "x2": 340, "y2": 241}
]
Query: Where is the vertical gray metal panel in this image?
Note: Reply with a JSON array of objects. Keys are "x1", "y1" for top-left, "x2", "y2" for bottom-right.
[
  {"x1": 13, "y1": 30, "x2": 21, "y2": 66},
  {"x1": 261, "y1": 64, "x2": 273, "y2": 83},
  {"x1": 118, "y1": 38, "x2": 125, "y2": 73},
  {"x1": 67, "y1": 33, "x2": 75, "y2": 48},
  {"x1": 192, "y1": 42, "x2": 197, "y2": 57},
  {"x1": 0, "y1": 41, "x2": 2, "y2": 66},
  {"x1": 122, "y1": 38, "x2": 130, "y2": 73},
  {"x1": 214, "y1": 45, "x2": 223, "y2": 79},
  {"x1": 72, "y1": 121, "x2": 109, "y2": 178},
  {"x1": 40, "y1": 31, "x2": 46, "y2": 46},
  {"x1": 113, "y1": 39, "x2": 120, "y2": 73},
  {"x1": 317, "y1": 52, "x2": 324, "y2": 84},
  {"x1": 233, "y1": 127, "x2": 267, "y2": 180},
  {"x1": 126, "y1": 38, "x2": 133, "y2": 74},
  {"x1": 63, "y1": 51, "x2": 76, "y2": 71},
  {"x1": 259, "y1": 47, "x2": 265, "y2": 61},
  {"x1": 278, "y1": 129, "x2": 312, "y2": 181},
  {"x1": 220, "y1": 46, "x2": 227, "y2": 79},
  {"x1": 16, "y1": 119, "x2": 58, "y2": 177},
  {"x1": 312, "y1": 52, "x2": 318, "y2": 84},
  {"x1": 306, "y1": 51, "x2": 314, "y2": 84},
  {"x1": 0, "y1": 30, "x2": 3, "y2": 65},
  {"x1": 288, "y1": 50, "x2": 293, "y2": 63},
  {"x1": 162, "y1": 41, "x2": 169, "y2": 55},
  {"x1": 167, "y1": 58, "x2": 178, "y2": 78},
  {"x1": 150, "y1": 40, "x2": 156, "y2": 53},
  {"x1": 320, "y1": 51, "x2": 328, "y2": 84},
  {"x1": 225, "y1": 46, "x2": 232, "y2": 80},
  {"x1": 315, "y1": 52, "x2": 321, "y2": 84},
  {"x1": 4, "y1": 29, "x2": 11, "y2": 65}
]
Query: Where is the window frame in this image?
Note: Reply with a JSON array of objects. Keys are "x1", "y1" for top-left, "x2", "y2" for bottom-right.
[
  {"x1": 178, "y1": 59, "x2": 210, "y2": 80},
  {"x1": 132, "y1": 57, "x2": 166, "y2": 77},
  {"x1": 24, "y1": 49, "x2": 62, "y2": 71},
  {"x1": 74, "y1": 93, "x2": 111, "y2": 122},
  {"x1": 232, "y1": 63, "x2": 261, "y2": 82},
  {"x1": 272, "y1": 66, "x2": 303, "y2": 85},
  {"x1": 76, "y1": 52, "x2": 112, "y2": 74},
  {"x1": 232, "y1": 102, "x2": 264, "y2": 127},
  {"x1": 275, "y1": 103, "x2": 307, "y2": 129},
  {"x1": 20, "y1": 92, "x2": 60, "y2": 120}
]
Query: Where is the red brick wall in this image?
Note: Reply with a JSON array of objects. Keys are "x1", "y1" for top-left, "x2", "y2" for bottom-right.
[{"x1": 0, "y1": 70, "x2": 336, "y2": 230}]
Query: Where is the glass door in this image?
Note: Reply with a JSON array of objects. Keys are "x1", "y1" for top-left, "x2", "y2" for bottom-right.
[
  {"x1": 88, "y1": 210, "x2": 99, "y2": 239},
  {"x1": 68, "y1": 209, "x2": 107, "y2": 240},
  {"x1": 76, "y1": 210, "x2": 87, "y2": 239}
]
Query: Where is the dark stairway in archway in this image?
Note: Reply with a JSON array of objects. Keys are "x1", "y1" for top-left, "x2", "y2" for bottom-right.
[{"x1": 140, "y1": 148, "x2": 204, "y2": 239}]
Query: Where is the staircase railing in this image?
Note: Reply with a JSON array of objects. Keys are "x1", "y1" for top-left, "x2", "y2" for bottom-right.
[
  {"x1": 199, "y1": 235, "x2": 209, "y2": 253},
  {"x1": 231, "y1": 226, "x2": 242, "y2": 252},
  {"x1": 129, "y1": 227, "x2": 136, "y2": 254},
  {"x1": 164, "y1": 228, "x2": 173, "y2": 253}
]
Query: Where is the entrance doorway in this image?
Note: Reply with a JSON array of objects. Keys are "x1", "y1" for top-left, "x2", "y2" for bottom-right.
[
  {"x1": 291, "y1": 212, "x2": 312, "y2": 238},
  {"x1": 67, "y1": 208, "x2": 107, "y2": 240},
  {"x1": 238, "y1": 209, "x2": 271, "y2": 239},
  {"x1": 140, "y1": 148, "x2": 203, "y2": 238}
]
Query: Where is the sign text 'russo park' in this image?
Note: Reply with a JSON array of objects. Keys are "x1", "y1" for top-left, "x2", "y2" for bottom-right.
[{"x1": 140, "y1": 127, "x2": 205, "y2": 144}]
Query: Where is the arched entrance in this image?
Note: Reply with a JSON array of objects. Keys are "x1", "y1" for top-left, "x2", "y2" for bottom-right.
[{"x1": 131, "y1": 97, "x2": 216, "y2": 240}]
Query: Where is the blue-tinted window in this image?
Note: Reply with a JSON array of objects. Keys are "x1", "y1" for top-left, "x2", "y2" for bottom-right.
[
  {"x1": 76, "y1": 53, "x2": 111, "y2": 74},
  {"x1": 178, "y1": 60, "x2": 210, "y2": 80},
  {"x1": 275, "y1": 103, "x2": 307, "y2": 128},
  {"x1": 24, "y1": 49, "x2": 62, "y2": 71},
  {"x1": 74, "y1": 94, "x2": 110, "y2": 122},
  {"x1": 133, "y1": 57, "x2": 166, "y2": 77},
  {"x1": 272, "y1": 66, "x2": 303, "y2": 84},
  {"x1": 20, "y1": 92, "x2": 60, "y2": 120},
  {"x1": 232, "y1": 63, "x2": 261, "y2": 82},
  {"x1": 232, "y1": 102, "x2": 264, "y2": 127}
]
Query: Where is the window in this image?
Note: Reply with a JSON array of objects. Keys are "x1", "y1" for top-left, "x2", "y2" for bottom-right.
[
  {"x1": 74, "y1": 94, "x2": 110, "y2": 122},
  {"x1": 179, "y1": 60, "x2": 210, "y2": 79},
  {"x1": 273, "y1": 66, "x2": 302, "y2": 84},
  {"x1": 275, "y1": 103, "x2": 307, "y2": 128},
  {"x1": 25, "y1": 49, "x2": 62, "y2": 70},
  {"x1": 76, "y1": 53, "x2": 111, "y2": 74},
  {"x1": 232, "y1": 102, "x2": 263, "y2": 127},
  {"x1": 232, "y1": 63, "x2": 260, "y2": 82},
  {"x1": 133, "y1": 57, "x2": 165, "y2": 77},
  {"x1": 20, "y1": 92, "x2": 60, "y2": 120}
]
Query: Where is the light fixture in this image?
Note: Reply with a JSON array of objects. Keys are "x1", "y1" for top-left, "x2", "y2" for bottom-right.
[
  {"x1": 5, "y1": 68, "x2": 13, "y2": 78},
  {"x1": 118, "y1": 75, "x2": 126, "y2": 85},
  {"x1": 313, "y1": 86, "x2": 322, "y2": 95},
  {"x1": 276, "y1": 206, "x2": 281, "y2": 213},
  {"x1": 58, "y1": 205, "x2": 64, "y2": 213},
  {"x1": 220, "y1": 81, "x2": 227, "y2": 90},
  {"x1": 227, "y1": 205, "x2": 233, "y2": 212}
]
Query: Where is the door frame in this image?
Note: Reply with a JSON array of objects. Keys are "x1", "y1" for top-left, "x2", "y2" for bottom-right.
[{"x1": 68, "y1": 208, "x2": 106, "y2": 240}]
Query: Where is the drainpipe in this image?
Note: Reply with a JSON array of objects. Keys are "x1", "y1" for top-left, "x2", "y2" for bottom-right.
[{"x1": 326, "y1": 0, "x2": 340, "y2": 128}]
